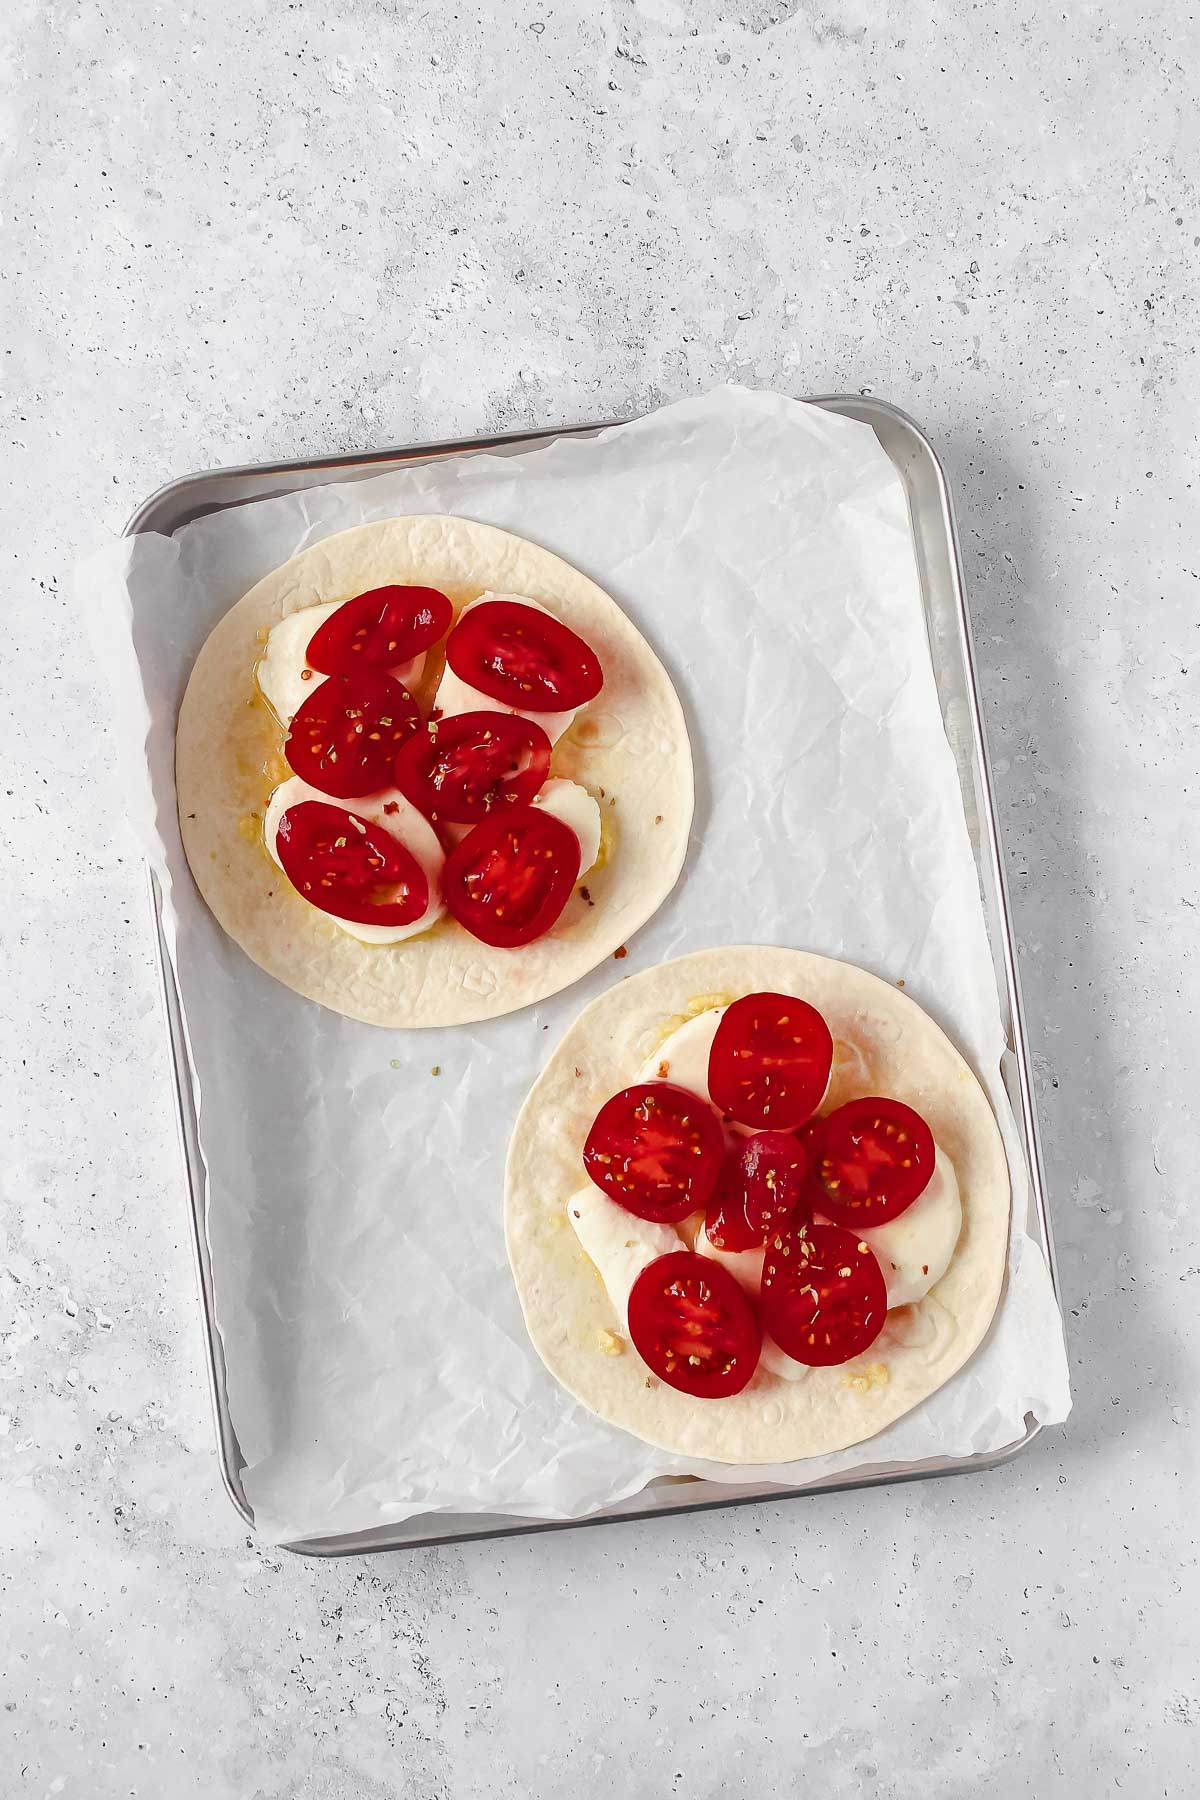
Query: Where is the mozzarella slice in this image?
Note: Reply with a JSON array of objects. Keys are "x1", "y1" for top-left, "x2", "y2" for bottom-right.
[
  {"x1": 434, "y1": 594, "x2": 579, "y2": 744},
  {"x1": 694, "y1": 1228, "x2": 809, "y2": 1381},
  {"x1": 566, "y1": 1184, "x2": 681, "y2": 1316},
  {"x1": 637, "y1": 1007, "x2": 726, "y2": 1102},
  {"x1": 256, "y1": 600, "x2": 425, "y2": 725},
  {"x1": 694, "y1": 1226, "x2": 764, "y2": 1295},
  {"x1": 263, "y1": 775, "x2": 445, "y2": 945},
  {"x1": 856, "y1": 1150, "x2": 961, "y2": 1307},
  {"x1": 532, "y1": 777, "x2": 602, "y2": 876}
]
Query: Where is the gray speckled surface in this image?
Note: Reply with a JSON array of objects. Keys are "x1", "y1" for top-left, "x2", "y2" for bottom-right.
[{"x1": 3, "y1": 2, "x2": 1197, "y2": 1794}]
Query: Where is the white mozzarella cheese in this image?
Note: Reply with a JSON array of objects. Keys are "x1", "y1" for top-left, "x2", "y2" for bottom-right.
[
  {"x1": 636, "y1": 1007, "x2": 726, "y2": 1103},
  {"x1": 565, "y1": 1184, "x2": 682, "y2": 1315},
  {"x1": 855, "y1": 1151, "x2": 962, "y2": 1307},
  {"x1": 532, "y1": 777, "x2": 602, "y2": 876}
]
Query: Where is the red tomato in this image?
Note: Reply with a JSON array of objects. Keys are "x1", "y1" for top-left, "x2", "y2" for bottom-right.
[
  {"x1": 814, "y1": 1097, "x2": 935, "y2": 1225},
  {"x1": 394, "y1": 711, "x2": 552, "y2": 825},
  {"x1": 708, "y1": 991, "x2": 833, "y2": 1130},
  {"x1": 305, "y1": 586, "x2": 452, "y2": 673},
  {"x1": 445, "y1": 599, "x2": 603, "y2": 711},
  {"x1": 275, "y1": 800, "x2": 429, "y2": 926},
  {"x1": 760, "y1": 1220, "x2": 887, "y2": 1366},
  {"x1": 704, "y1": 1130, "x2": 810, "y2": 1251},
  {"x1": 441, "y1": 803, "x2": 579, "y2": 947},
  {"x1": 286, "y1": 671, "x2": 421, "y2": 798},
  {"x1": 627, "y1": 1251, "x2": 761, "y2": 1398},
  {"x1": 583, "y1": 1083, "x2": 725, "y2": 1223}
]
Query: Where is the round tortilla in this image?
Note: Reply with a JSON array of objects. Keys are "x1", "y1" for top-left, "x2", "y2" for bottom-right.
[
  {"x1": 176, "y1": 515, "x2": 693, "y2": 1027},
  {"x1": 505, "y1": 945, "x2": 1010, "y2": 1463}
]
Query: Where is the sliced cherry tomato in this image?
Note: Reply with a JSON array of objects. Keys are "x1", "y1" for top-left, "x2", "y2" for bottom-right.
[
  {"x1": 441, "y1": 803, "x2": 579, "y2": 948},
  {"x1": 275, "y1": 800, "x2": 429, "y2": 926},
  {"x1": 708, "y1": 991, "x2": 833, "y2": 1130},
  {"x1": 394, "y1": 711, "x2": 552, "y2": 825},
  {"x1": 285, "y1": 670, "x2": 421, "y2": 799},
  {"x1": 627, "y1": 1251, "x2": 761, "y2": 1398},
  {"x1": 814, "y1": 1096, "x2": 935, "y2": 1225},
  {"x1": 704, "y1": 1130, "x2": 810, "y2": 1252},
  {"x1": 760, "y1": 1220, "x2": 887, "y2": 1366},
  {"x1": 445, "y1": 599, "x2": 603, "y2": 711},
  {"x1": 583, "y1": 1083, "x2": 725, "y2": 1223},
  {"x1": 305, "y1": 586, "x2": 452, "y2": 673}
]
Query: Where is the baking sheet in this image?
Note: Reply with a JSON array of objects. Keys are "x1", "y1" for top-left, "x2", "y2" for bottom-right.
[{"x1": 81, "y1": 387, "x2": 1070, "y2": 1543}]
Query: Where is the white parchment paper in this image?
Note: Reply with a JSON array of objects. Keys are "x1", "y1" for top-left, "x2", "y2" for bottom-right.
[{"x1": 82, "y1": 388, "x2": 1070, "y2": 1543}]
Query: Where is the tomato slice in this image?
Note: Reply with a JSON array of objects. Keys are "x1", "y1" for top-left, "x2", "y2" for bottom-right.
[
  {"x1": 708, "y1": 991, "x2": 833, "y2": 1130},
  {"x1": 760, "y1": 1220, "x2": 887, "y2": 1366},
  {"x1": 305, "y1": 586, "x2": 452, "y2": 673},
  {"x1": 583, "y1": 1083, "x2": 725, "y2": 1223},
  {"x1": 441, "y1": 803, "x2": 579, "y2": 947},
  {"x1": 627, "y1": 1251, "x2": 761, "y2": 1397},
  {"x1": 445, "y1": 599, "x2": 603, "y2": 711},
  {"x1": 275, "y1": 800, "x2": 429, "y2": 926},
  {"x1": 285, "y1": 670, "x2": 421, "y2": 798},
  {"x1": 394, "y1": 711, "x2": 552, "y2": 825},
  {"x1": 814, "y1": 1096, "x2": 935, "y2": 1225},
  {"x1": 704, "y1": 1130, "x2": 810, "y2": 1251}
]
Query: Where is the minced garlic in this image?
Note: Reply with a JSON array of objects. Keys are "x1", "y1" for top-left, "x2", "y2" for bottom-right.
[
  {"x1": 845, "y1": 1361, "x2": 890, "y2": 1393},
  {"x1": 592, "y1": 811, "x2": 616, "y2": 872},
  {"x1": 649, "y1": 991, "x2": 737, "y2": 1052}
]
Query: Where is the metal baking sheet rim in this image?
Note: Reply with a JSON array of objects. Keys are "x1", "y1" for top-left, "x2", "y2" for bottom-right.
[{"x1": 129, "y1": 395, "x2": 1062, "y2": 1557}]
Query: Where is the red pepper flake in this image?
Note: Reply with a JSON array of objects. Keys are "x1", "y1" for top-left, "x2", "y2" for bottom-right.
[{"x1": 613, "y1": 946, "x2": 627, "y2": 960}]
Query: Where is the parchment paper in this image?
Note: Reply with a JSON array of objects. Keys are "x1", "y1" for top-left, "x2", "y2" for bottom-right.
[{"x1": 81, "y1": 388, "x2": 1070, "y2": 1544}]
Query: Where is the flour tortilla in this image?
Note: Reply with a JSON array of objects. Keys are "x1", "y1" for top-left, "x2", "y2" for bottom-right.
[
  {"x1": 505, "y1": 946, "x2": 1010, "y2": 1463},
  {"x1": 176, "y1": 515, "x2": 693, "y2": 1027}
]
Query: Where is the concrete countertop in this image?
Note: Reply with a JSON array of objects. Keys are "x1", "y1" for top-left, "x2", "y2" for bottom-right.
[{"x1": 4, "y1": 2, "x2": 1196, "y2": 1794}]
